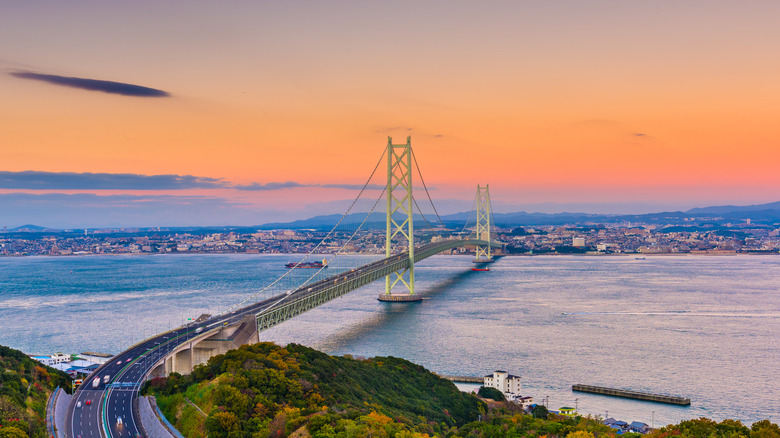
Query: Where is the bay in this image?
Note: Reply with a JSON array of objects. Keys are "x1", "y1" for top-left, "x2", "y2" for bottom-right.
[{"x1": 0, "y1": 254, "x2": 778, "y2": 426}]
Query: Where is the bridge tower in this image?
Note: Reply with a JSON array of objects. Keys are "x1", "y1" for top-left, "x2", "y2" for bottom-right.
[
  {"x1": 474, "y1": 184, "x2": 494, "y2": 263},
  {"x1": 378, "y1": 136, "x2": 421, "y2": 302}
]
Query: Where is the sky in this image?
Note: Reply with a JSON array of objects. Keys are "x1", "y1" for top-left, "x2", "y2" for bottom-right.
[{"x1": 2, "y1": 1, "x2": 780, "y2": 228}]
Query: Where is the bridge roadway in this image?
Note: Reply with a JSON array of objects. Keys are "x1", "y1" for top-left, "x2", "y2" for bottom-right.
[{"x1": 64, "y1": 238, "x2": 495, "y2": 438}]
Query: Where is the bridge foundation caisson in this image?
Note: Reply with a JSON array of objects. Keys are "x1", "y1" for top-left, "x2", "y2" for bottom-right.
[{"x1": 378, "y1": 136, "x2": 422, "y2": 302}]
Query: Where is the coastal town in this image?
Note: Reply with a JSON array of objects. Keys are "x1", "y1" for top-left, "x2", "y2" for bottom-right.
[{"x1": 2, "y1": 221, "x2": 779, "y2": 257}]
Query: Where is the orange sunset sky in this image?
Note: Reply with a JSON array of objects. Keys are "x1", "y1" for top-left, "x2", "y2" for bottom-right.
[{"x1": 2, "y1": 1, "x2": 780, "y2": 227}]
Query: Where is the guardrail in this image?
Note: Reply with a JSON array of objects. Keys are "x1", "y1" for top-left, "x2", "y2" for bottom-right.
[{"x1": 46, "y1": 386, "x2": 60, "y2": 437}]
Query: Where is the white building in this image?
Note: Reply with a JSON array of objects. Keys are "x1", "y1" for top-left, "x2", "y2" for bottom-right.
[
  {"x1": 31, "y1": 352, "x2": 70, "y2": 366},
  {"x1": 483, "y1": 370, "x2": 522, "y2": 395},
  {"x1": 572, "y1": 237, "x2": 586, "y2": 247}
]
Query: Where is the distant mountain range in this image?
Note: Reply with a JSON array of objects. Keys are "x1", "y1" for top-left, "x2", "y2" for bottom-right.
[
  {"x1": 256, "y1": 201, "x2": 780, "y2": 229},
  {"x1": 5, "y1": 201, "x2": 780, "y2": 233}
]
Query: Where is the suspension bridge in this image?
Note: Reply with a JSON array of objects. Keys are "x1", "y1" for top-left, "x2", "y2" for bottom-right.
[{"x1": 62, "y1": 137, "x2": 503, "y2": 438}]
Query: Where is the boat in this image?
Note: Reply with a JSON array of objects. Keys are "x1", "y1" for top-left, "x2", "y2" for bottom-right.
[
  {"x1": 285, "y1": 259, "x2": 328, "y2": 269},
  {"x1": 472, "y1": 267, "x2": 490, "y2": 271}
]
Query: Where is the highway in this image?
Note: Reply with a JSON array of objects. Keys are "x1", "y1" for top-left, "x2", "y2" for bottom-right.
[{"x1": 63, "y1": 239, "x2": 496, "y2": 437}]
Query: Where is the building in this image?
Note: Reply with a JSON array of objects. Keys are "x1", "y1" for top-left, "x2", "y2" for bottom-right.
[
  {"x1": 79, "y1": 351, "x2": 113, "y2": 364},
  {"x1": 629, "y1": 422, "x2": 651, "y2": 434},
  {"x1": 31, "y1": 352, "x2": 70, "y2": 366},
  {"x1": 51, "y1": 360, "x2": 99, "y2": 377},
  {"x1": 573, "y1": 237, "x2": 586, "y2": 247},
  {"x1": 483, "y1": 370, "x2": 522, "y2": 395},
  {"x1": 559, "y1": 407, "x2": 577, "y2": 417}
]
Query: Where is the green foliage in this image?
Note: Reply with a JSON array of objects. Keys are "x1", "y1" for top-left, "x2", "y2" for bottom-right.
[
  {"x1": 146, "y1": 342, "x2": 485, "y2": 437},
  {"x1": 0, "y1": 426, "x2": 29, "y2": 438},
  {"x1": 532, "y1": 405, "x2": 549, "y2": 419},
  {"x1": 647, "y1": 418, "x2": 780, "y2": 438},
  {"x1": 143, "y1": 343, "x2": 780, "y2": 438},
  {"x1": 205, "y1": 411, "x2": 240, "y2": 437},
  {"x1": 0, "y1": 344, "x2": 71, "y2": 438},
  {"x1": 477, "y1": 386, "x2": 505, "y2": 401}
]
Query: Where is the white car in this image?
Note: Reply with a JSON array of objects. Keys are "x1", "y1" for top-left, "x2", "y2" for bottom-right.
[
  {"x1": 116, "y1": 416, "x2": 123, "y2": 426},
  {"x1": 76, "y1": 401, "x2": 82, "y2": 408}
]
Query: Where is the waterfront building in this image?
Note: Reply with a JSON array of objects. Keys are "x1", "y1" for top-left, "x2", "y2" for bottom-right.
[
  {"x1": 559, "y1": 406, "x2": 577, "y2": 417},
  {"x1": 31, "y1": 352, "x2": 70, "y2": 366},
  {"x1": 629, "y1": 422, "x2": 651, "y2": 434},
  {"x1": 483, "y1": 370, "x2": 522, "y2": 395},
  {"x1": 79, "y1": 351, "x2": 113, "y2": 364}
]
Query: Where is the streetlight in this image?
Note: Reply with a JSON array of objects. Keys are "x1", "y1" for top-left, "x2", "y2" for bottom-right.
[
  {"x1": 652, "y1": 411, "x2": 655, "y2": 430},
  {"x1": 574, "y1": 398, "x2": 579, "y2": 412}
]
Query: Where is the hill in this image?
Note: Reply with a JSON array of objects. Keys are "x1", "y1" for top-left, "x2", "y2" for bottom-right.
[
  {"x1": 143, "y1": 342, "x2": 485, "y2": 437},
  {"x1": 142, "y1": 342, "x2": 780, "y2": 438},
  {"x1": 0, "y1": 345, "x2": 71, "y2": 438},
  {"x1": 253, "y1": 201, "x2": 780, "y2": 230}
]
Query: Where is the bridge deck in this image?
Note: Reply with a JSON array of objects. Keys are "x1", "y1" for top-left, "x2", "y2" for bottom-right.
[{"x1": 255, "y1": 238, "x2": 498, "y2": 331}]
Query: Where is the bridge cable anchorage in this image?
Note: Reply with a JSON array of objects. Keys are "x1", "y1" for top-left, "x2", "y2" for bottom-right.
[{"x1": 223, "y1": 146, "x2": 388, "y2": 314}]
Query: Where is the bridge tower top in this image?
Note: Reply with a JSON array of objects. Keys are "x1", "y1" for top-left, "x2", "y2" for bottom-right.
[
  {"x1": 380, "y1": 136, "x2": 420, "y2": 301},
  {"x1": 474, "y1": 184, "x2": 494, "y2": 262}
]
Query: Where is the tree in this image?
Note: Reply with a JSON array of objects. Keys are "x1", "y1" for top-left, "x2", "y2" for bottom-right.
[
  {"x1": 205, "y1": 411, "x2": 240, "y2": 437},
  {"x1": 477, "y1": 386, "x2": 505, "y2": 402},
  {"x1": 751, "y1": 420, "x2": 780, "y2": 438},
  {"x1": 532, "y1": 405, "x2": 549, "y2": 419},
  {"x1": 0, "y1": 426, "x2": 29, "y2": 438},
  {"x1": 566, "y1": 431, "x2": 595, "y2": 438}
]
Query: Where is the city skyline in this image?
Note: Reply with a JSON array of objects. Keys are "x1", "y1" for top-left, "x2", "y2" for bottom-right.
[{"x1": 3, "y1": 1, "x2": 780, "y2": 227}]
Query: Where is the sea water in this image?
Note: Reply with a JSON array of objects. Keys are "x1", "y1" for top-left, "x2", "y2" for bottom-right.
[{"x1": 0, "y1": 254, "x2": 778, "y2": 426}]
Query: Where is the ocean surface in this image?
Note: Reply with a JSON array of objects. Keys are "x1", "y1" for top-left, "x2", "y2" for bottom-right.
[{"x1": 1, "y1": 254, "x2": 778, "y2": 426}]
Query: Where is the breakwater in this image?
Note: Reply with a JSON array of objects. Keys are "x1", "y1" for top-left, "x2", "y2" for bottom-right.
[
  {"x1": 438, "y1": 374, "x2": 483, "y2": 383},
  {"x1": 573, "y1": 384, "x2": 691, "y2": 406}
]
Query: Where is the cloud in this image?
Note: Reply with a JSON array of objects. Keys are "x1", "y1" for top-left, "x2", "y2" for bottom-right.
[
  {"x1": 0, "y1": 171, "x2": 226, "y2": 190},
  {"x1": 234, "y1": 181, "x2": 383, "y2": 191},
  {"x1": 632, "y1": 133, "x2": 647, "y2": 137},
  {"x1": 9, "y1": 71, "x2": 170, "y2": 97},
  {"x1": 0, "y1": 192, "x2": 267, "y2": 228},
  {"x1": 0, "y1": 171, "x2": 387, "y2": 192}
]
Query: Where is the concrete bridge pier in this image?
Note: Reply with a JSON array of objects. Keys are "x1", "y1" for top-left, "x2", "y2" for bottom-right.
[{"x1": 145, "y1": 315, "x2": 259, "y2": 379}]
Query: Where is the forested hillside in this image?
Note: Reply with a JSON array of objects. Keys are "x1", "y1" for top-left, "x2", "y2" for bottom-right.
[
  {"x1": 0, "y1": 345, "x2": 71, "y2": 438},
  {"x1": 144, "y1": 342, "x2": 484, "y2": 437},
  {"x1": 144, "y1": 342, "x2": 780, "y2": 438}
]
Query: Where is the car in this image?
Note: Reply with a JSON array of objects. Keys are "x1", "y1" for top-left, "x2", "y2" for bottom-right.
[
  {"x1": 117, "y1": 416, "x2": 123, "y2": 426},
  {"x1": 85, "y1": 400, "x2": 92, "y2": 406},
  {"x1": 116, "y1": 360, "x2": 122, "y2": 365},
  {"x1": 126, "y1": 358, "x2": 131, "y2": 363},
  {"x1": 76, "y1": 401, "x2": 82, "y2": 408}
]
